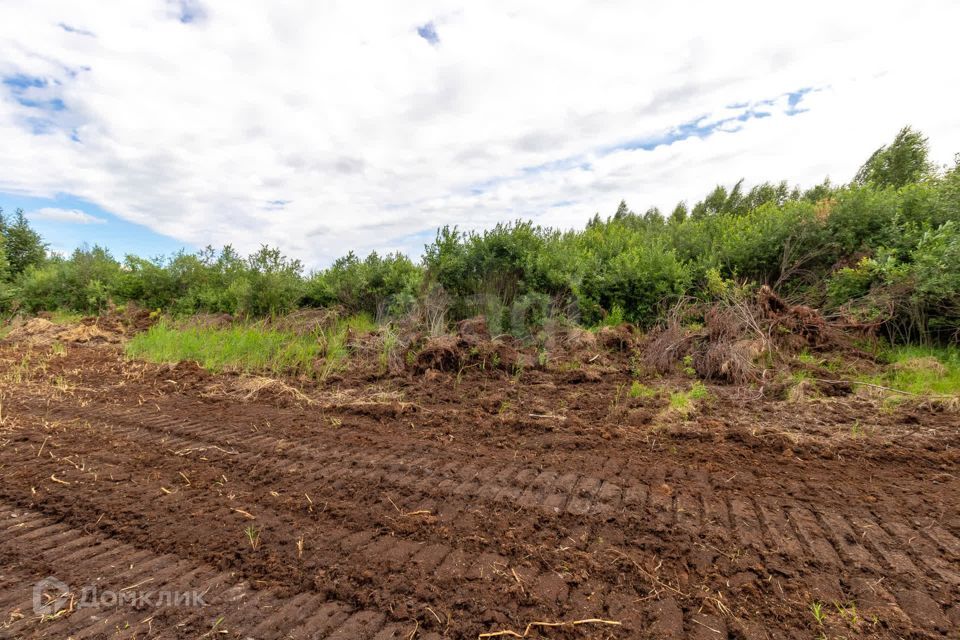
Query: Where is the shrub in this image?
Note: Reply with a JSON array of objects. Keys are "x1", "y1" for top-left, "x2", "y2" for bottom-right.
[{"x1": 304, "y1": 250, "x2": 421, "y2": 318}]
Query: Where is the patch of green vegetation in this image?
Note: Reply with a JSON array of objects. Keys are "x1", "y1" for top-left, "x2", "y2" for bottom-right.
[
  {"x1": 688, "y1": 380, "x2": 709, "y2": 400},
  {"x1": 810, "y1": 601, "x2": 827, "y2": 626},
  {"x1": 864, "y1": 345, "x2": 960, "y2": 396},
  {"x1": 48, "y1": 310, "x2": 84, "y2": 324},
  {"x1": 127, "y1": 322, "x2": 319, "y2": 376},
  {"x1": 669, "y1": 391, "x2": 690, "y2": 411},
  {"x1": 629, "y1": 380, "x2": 657, "y2": 399},
  {"x1": 668, "y1": 381, "x2": 709, "y2": 413},
  {"x1": 126, "y1": 314, "x2": 375, "y2": 379},
  {"x1": 795, "y1": 349, "x2": 845, "y2": 374}
]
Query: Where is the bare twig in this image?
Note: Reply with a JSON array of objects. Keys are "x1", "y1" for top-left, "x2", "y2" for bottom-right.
[{"x1": 478, "y1": 618, "x2": 622, "y2": 639}]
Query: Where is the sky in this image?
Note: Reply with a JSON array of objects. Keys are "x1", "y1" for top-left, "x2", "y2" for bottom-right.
[{"x1": 1, "y1": 1, "x2": 959, "y2": 267}]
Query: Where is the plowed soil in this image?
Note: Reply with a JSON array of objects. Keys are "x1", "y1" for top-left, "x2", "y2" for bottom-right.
[{"x1": 0, "y1": 340, "x2": 957, "y2": 639}]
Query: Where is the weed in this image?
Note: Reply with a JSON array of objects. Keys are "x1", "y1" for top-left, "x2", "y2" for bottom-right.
[
  {"x1": 378, "y1": 327, "x2": 400, "y2": 373},
  {"x1": 53, "y1": 376, "x2": 70, "y2": 392},
  {"x1": 668, "y1": 381, "x2": 709, "y2": 414},
  {"x1": 7, "y1": 355, "x2": 33, "y2": 384},
  {"x1": 688, "y1": 381, "x2": 709, "y2": 400},
  {"x1": 833, "y1": 600, "x2": 860, "y2": 627},
  {"x1": 244, "y1": 525, "x2": 262, "y2": 551},
  {"x1": 629, "y1": 380, "x2": 656, "y2": 399},
  {"x1": 669, "y1": 391, "x2": 690, "y2": 412},
  {"x1": 613, "y1": 383, "x2": 626, "y2": 408},
  {"x1": 200, "y1": 616, "x2": 226, "y2": 639},
  {"x1": 810, "y1": 601, "x2": 827, "y2": 626}
]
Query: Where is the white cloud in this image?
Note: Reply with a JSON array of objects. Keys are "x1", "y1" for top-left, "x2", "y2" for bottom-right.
[
  {"x1": 0, "y1": 1, "x2": 958, "y2": 266},
  {"x1": 28, "y1": 207, "x2": 107, "y2": 224}
]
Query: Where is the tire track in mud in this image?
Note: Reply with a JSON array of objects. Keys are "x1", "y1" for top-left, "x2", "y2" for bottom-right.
[
  {"x1": 0, "y1": 433, "x2": 659, "y2": 637},
  {"x1": 1, "y1": 406, "x2": 654, "y2": 637},
  {"x1": 42, "y1": 400, "x2": 960, "y2": 570},
  {"x1": 0, "y1": 501, "x2": 420, "y2": 640},
  {"x1": 3, "y1": 395, "x2": 958, "y2": 637},
  {"x1": 4, "y1": 398, "x2": 779, "y2": 526}
]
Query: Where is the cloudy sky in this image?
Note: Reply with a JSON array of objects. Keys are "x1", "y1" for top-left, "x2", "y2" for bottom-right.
[{"x1": 1, "y1": 1, "x2": 958, "y2": 266}]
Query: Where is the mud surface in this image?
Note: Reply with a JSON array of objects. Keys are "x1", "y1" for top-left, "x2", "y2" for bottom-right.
[{"x1": 0, "y1": 342, "x2": 957, "y2": 638}]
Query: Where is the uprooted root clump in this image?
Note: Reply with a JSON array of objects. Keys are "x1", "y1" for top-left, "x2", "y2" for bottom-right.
[
  {"x1": 644, "y1": 285, "x2": 867, "y2": 385},
  {"x1": 407, "y1": 317, "x2": 538, "y2": 374}
]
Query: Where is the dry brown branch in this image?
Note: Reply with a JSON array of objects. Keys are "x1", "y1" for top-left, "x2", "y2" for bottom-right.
[{"x1": 478, "y1": 618, "x2": 622, "y2": 639}]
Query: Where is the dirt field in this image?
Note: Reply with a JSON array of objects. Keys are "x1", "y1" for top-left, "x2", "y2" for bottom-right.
[{"x1": 0, "y1": 339, "x2": 958, "y2": 639}]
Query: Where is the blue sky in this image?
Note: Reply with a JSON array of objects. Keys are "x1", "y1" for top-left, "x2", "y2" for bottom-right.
[
  {"x1": 0, "y1": 193, "x2": 191, "y2": 259},
  {"x1": 0, "y1": 2, "x2": 958, "y2": 267}
]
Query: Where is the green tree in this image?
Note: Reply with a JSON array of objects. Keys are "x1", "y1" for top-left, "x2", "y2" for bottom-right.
[
  {"x1": 855, "y1": 126, "x2": 933, "y2": 189},
  {"x1": 0, "y1": 229, "x2": 8, "y2": 280},
  {"x1": 669, "y1": 201, "x2": 688, "y2": 224},
  {"x1": 0, "y1": 207, "x2": 47, "y2": 277},
  {"x1": 613, "y1": 200, "x2": 631, "y2": 220}
]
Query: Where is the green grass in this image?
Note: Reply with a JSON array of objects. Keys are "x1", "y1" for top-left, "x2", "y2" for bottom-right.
[
  {"x1": 668, "y1": 381, "x2": 709, "y2": 413},
  {"x1": 628, "y1": 380, "x2": 657, "y2": 399},
  {"x1": 48, "y1": 310, "x2": 84, "y2": 324},
  {"x1": 864, "y1": 345, "x2": 960, "y2": 396},
  {"x1": 126, "y1": 314, "x2": 376, "y2": 379}
]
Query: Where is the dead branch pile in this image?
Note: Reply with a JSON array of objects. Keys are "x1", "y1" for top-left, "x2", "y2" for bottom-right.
[
  {"x1": 407, "y1": 316, "x2": 536, "y2": 374},
  {"x1": 644, "y1": 285, "x2": 859, "y2": 384}
]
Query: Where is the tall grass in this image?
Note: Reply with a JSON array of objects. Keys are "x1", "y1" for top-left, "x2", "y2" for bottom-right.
[
  {"x1": 865, "y1": 345, "x2": 960, "y2": 396},
  {"x1": 126, "y1": 314, "x2": 376, "y2": 378}
]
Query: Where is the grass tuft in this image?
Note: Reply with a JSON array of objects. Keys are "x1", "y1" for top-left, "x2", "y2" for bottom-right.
[
  {"x1": 628, "y1": 380, "x2": 657, "y2": 399},
  {"x1": 865, "y1": 345, "x2": 960, "y2": 396},
  {"x1": 668, "y1": 381, "x2": 709, "y2": 414},
  {"x1": 126, "y1": 314, "x2": 375, "y2": 379}
]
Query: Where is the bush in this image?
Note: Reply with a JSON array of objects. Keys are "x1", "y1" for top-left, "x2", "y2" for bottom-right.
[
  {"x1": 16, "y1": 247, "x2": 121, "y2": 313},
  {"x1": 304, "y1": 250, "x2": 421, "y2": 318},
  {"x1": 568, "y1": 220, "x2": 691, "y2": 325}
]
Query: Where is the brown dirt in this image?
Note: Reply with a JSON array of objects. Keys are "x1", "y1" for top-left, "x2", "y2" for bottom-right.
[{"x1": 0, "y1": 340, "x2": 957, "y2": 639}]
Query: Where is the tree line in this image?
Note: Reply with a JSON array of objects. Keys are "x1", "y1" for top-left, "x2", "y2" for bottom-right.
[{"x1": 2, "y1": 126, "x2": 957, "y2": 343}]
